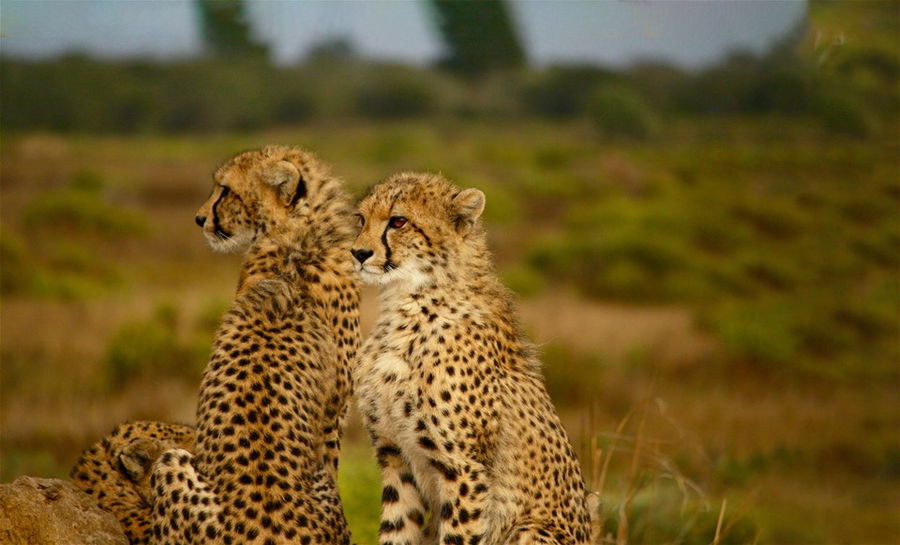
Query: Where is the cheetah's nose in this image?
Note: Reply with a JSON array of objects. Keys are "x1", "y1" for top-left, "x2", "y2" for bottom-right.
[
  {"x1": 195, "y1": 215, "x2": 206, "y2": 227},
  {"x1": 350, "y1": 249, "x2": 374, "y2": 264}
]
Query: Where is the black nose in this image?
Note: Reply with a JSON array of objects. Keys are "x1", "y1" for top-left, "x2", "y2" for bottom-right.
[
  {"x1": 351, "y1": 249, "x2": 373, "y2": 264},
  {"x1": 195, "y1": 215, "x2": 206, "y2": 227}
]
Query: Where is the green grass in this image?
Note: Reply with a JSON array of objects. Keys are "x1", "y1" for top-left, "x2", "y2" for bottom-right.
[{"x1": 338, "y1": 443, "x2": 382, "y2": 544}]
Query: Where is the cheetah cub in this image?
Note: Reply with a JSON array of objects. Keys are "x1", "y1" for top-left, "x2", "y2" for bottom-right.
[
  {"x1": 353, "y1": 173, "x2": 594, "y2": 545},
  {"x1": 70, "y1": 421, "x2": 195, "y2": 545},
  {"x1": 149, "y1": 146, "x2": 360, "y2": 545}
]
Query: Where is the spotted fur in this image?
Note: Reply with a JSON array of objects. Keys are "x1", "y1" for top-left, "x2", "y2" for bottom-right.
[
  {"x1": 70, "y1": 421, "x2": 196, "y2": 544},
  {"x1": 150, "y1": 146, "x2": 360, "y2": 545},
  {"x1": 353, "y1": 173, "x2": 595, "y2": 545}
]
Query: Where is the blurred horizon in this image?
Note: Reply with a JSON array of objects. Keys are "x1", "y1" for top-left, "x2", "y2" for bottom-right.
[{"x1": 1, "y1": 0, "x2": 806, "y2": 69}]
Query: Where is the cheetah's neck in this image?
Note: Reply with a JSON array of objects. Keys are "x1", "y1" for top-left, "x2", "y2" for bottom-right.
[{"x1": 237, "y1": 182, "x2": 356, "y2": 297}]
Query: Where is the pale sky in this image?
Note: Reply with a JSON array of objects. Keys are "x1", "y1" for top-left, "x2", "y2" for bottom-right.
[{"x1": 0, "y1": 1, "x2": 807, "y2": 69}]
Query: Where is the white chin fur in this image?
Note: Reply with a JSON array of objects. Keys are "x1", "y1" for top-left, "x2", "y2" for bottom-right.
[
  {"x1": 358, "y1": 266, "x2": 427, "y2": 289},
  {"x1": 205, "y1": 231, "x2": 253, "y2": 253}
]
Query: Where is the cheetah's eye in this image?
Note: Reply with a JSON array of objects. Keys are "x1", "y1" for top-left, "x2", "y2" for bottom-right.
[
  {"x1": 354, "y1": 214, "x2": 365, "y2": 228},
  {"x1": 388, "y1": 216, "x2": 408, "y2": 229}
]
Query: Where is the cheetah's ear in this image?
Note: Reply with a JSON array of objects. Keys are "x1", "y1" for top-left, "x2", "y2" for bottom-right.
[
  {"x1": 451, "y1": 188, "x2": 485, "y2": 231},
  {"x1": 261, "y1": 160, "x2": 305, "y2": 208},
  {"x1": 118, "y1": 439, "x2": 159, "y2": 482}
]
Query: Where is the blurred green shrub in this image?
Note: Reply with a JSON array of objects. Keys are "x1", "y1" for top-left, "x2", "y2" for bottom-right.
[
  {"x1": 24, "y1": 170, "x2": 147, "y2": 236},
  {"x1": 70, "y1": 169, "x2": 107, "y2": 193},
  {"x1": 747, "y1": 63, "x2": 814, "y2": 113},
  {"x1": 24, "y1": 191, "x2": 147, "y2": 235},
  {"x1": 104, "y1": 299, "x2": 223, "y2": 388},
  {"x1": 2, "y1": 169, "x2": 140, "y2": 299},
  {"x1": 159, "y1": 61, "x2": 275, "y2": 131},
  {"x1": 354, "y1": 67, "x2": 439, "y2": 118},
  {"x1": 106, "y1": 303, "x2": 187, "y2": 387},
  {"x1": 273, "y1": 85, "x2": 316, "y2": 124},
  {"x1": 195, "y1": 297, "x2": 229, "y2": 335},
  {"x1": 478, "y1": 182, "x2": 522, "y2": 224},
  {"x1": 0, "y1": 230, "x2": 32, "y2": 295},
  {"x1": 1, "y1": 227, "x2": 121, "y2": 299},
  {"x1": 522, "y1": 66, "x2": 613, "y2": 117},
  {"x1": 814, "y1": 90, "x2": 872, "y2": 137},
  {"x1": 588, "y1": 85, "x2": 660, "y2": 140},
  {"x1": 499, "y1": 264, "x2": 545, "y2": 297},
  {"x1": 836, "y1": 47, "x2": 900, "y2": 82},
  {"x1": 711, "y1": 299, "x2": 800, "y2": 366}
]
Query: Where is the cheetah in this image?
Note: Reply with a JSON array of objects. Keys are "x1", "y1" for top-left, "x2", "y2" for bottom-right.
[
  {"x1": 70, "y1": 421, "x2": 196, "y2": 544},
  {"x1": 352, "y1": 173, "x2": 595, "y2": 545},
  {"x1": 148, "y1": 146, "x2": 360, "y2": 544}
]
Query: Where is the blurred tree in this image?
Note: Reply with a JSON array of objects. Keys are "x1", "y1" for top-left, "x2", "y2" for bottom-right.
[
  {"x1": 195, "y1": 0, "x2": 268, "y2": 59},
  {"x1": 306, "y1": 37, "x2": 359, "y2": 65},
  {"x1": 524, "y1": 65, "x2": 615, "y2": 117},
  {"x1": 589, "y1": 84, "x2": 659, "y2": 139},
  {"x1": 428, "y1": 0, "x2": 525, "y2": 77}
]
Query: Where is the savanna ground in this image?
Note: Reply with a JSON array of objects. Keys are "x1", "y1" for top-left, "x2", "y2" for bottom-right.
[{"x1": 1, "y1": 116, "x2": 897, "y2": 545}]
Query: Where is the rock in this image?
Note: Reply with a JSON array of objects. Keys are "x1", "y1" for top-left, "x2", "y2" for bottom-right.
[{"x1": 0, "y1": 476, "x2": 127, "y2": 545}]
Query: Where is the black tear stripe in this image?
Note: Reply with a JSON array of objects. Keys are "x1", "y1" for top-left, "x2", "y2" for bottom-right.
[
  {"x1": 288, "y1": 174, "x2": 306, "y2": 208},
  {"x1": 381, "y1": 221, "x2": 393, "y2": 271},
  {"x1": 382, "y1": 196, "x2": 400, "y2": 271},
  {"x1": 212, "y1": 186, "x2": 231, "y2": 239}
]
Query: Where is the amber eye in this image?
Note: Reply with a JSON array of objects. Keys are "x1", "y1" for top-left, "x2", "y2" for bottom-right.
[
  {"x1": 355, "y1": 214, "x2": 365, "y2": 228},
  {"x1": 388, "y1": 216, "x2": 408, "y2": 229}
]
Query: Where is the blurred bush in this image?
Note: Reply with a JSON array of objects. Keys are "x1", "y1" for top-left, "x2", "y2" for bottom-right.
[
  {"x1": 499, "y1": 264, "x2": 545, "y2": 297},
  {"x1": 24, "y1": 189, "x2": 147, "y2": 237},
  {"x1": 814, "y1": 89, "x2": 872, "y2": 137},
  {"x1": 0, "y1": 229, "x2": 119, "y2": 299},
  {"x1": 522, "y1": 66, "x2": 614, "y2": 117},
  {"x1": 588, "y1": 85, "x2": 659, "y2": 140},
  {"x1": 1, "y1": 170, "x2": 146, "y2": 299},
  {"x1": 23, "y1": 168, "x2": 147, "y2": 236},
  {"x1": 105, "y1": 302, "x2": 187, "y2": 387},
  {"x1": 355, "y1": 66, "x2": 440, "y2": 119},
  {"x1": 104, "y1": 298, "x2": 225, "y2": 388},
  {"x1": 0, "y1": 229, "x2": 34, "y2": 295}
]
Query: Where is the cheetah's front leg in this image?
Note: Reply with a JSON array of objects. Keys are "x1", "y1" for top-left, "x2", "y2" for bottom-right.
[
  {"x1": 429, "y1": 456, "x2": 490, "y2": 545},
  {"x1": 149, "y1": 449, "x2": 221, "y2": 545},
  {"x1": 375, "y1": 440, "x2": 428, "y2": 545}
]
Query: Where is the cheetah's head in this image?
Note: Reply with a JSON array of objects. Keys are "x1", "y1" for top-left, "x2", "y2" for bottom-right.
[
  {"x1": 195, "y1": 145, "x2": 327, "y2": 252},
  {"x1": 71, "y1": 421, "x2": 195, "y2": 508},
  {"x1": 352, "y1": 172, "x2": 486, "y2": 288}
]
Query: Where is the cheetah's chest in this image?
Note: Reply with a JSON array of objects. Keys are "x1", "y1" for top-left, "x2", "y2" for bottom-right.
[
  {"x1": 356, "y1": 349, "x2": 446, "y2": 504},
  {"x1": 358, "y1": 353, "x2": 418, "y2": 443}
]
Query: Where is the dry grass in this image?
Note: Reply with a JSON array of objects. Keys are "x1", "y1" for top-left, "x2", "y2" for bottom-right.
[{"x1": 519, "y1": 291, "x2": 716, "y2": 369}]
